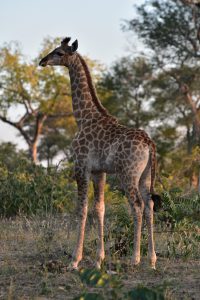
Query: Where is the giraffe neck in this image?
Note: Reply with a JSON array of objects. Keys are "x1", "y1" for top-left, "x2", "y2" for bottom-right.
[{"x1": 68, "y1": 54, "x2": 108, "y2": 129}]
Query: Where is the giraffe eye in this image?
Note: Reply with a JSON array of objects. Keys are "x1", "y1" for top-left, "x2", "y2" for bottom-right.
[{"x1": 56, "y1": 52, "x2": 64, "y2": 57}]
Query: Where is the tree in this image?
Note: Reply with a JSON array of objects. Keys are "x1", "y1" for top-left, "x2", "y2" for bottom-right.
[
  {"x1": 98, "y1": 56, "x2": 154, "y2": 129},
  {"x1": 124, "y1": 0, "x2": 200, "y2": 189},
  {"x1": 151, "y1": 65, "x2": 200, "y2": 153},
  {"x1": 0, "y1": 38, "x2": 104, "y2": 164},
  {"x1": 37, "y1": 129, "x2": 71, "y2": 167},
  {"x1": 0, "y1": 39, "x2": 74, "y2": 163},
  {"x1": 124, "y1": 0, "x2": 200, "y2": 146}
]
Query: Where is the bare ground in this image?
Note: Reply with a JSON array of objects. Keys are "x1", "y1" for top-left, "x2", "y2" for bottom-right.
[{"x1": 0, "y1": 215, "x2": 199, "y2": 300}]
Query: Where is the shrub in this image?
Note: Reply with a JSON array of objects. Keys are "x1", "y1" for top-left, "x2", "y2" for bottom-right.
[
  {"x1": 0, "y1": 161, "x2": 77, "y2": 217},
  {"x1": 89, "y1": 189, "x2": 200, "y2": 260}
]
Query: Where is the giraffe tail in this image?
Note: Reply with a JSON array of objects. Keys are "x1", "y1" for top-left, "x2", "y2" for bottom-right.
[
  {"x1": 149, "y1": 142, "x2": 156, "y2": 195},
  {"x1": 149, "y1": 142, "x2": 162, "y2": 211}
]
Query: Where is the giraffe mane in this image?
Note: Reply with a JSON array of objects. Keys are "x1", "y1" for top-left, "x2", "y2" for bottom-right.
[{"x1": 77, "y1": 54, "x2": 109, "y2": 116}]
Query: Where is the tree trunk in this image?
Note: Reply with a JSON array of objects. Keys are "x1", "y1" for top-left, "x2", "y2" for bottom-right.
[
  {"x1": 31, "y1": 142, "x2": 38, "y2": 164},
  {"x1": 31, "y1": 114, "x2": 47, "y2": 164},
  {"x1": 184, "y1": 89, "x2": 200, "y2": 146},
  {"x1": 186, "y1": 126, "x2": 192, "y2": 154},
  {"x1": 192, "y1": 120, "x2": 200, "y2": 146}
]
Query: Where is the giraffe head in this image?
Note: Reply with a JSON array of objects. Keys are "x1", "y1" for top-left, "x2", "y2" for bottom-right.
[{"x1": 39, "y1": 37, "x2": 78, "y2": 67}]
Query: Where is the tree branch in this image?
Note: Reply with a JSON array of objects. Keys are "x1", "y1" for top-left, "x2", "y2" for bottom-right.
[
  {"x1": 16, "y1": 112, "x2": 30, "y2": 127},
  {"x1": 0, "y1": 114, "x2": 31, "y2": 146}
]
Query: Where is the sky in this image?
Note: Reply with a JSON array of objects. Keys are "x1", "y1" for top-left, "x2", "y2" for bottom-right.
[{"x1": 0, "y1": 0, "x2": 140, "y2": 148}]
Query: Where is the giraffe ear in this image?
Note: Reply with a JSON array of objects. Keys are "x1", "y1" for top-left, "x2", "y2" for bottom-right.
[
  {"x1": 71, "y1": 39, "x2": 78, "y2": 52},
  {"x1": 61, "y1": 37, "x2": 71, "y2": 45},
  {"x1": 61, "y1": 37, "x2": 71, "y2": 51}
]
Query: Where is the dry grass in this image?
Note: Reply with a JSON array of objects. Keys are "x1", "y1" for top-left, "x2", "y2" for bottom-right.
[{"x1": 0, "y1": 214, "x2": 199, "y2": 300}]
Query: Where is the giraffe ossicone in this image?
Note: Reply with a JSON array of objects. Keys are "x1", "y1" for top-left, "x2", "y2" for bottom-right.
[{"x1": 39, "y1": 37, "x2": 157, "y2": 270}]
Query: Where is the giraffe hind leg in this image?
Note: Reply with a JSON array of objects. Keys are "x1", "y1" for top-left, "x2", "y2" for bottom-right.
[
  {"x1": 127, "y1": 185, "x2": 144, "y2": 266},
  {"x1": 121, "y1": 171, "x2": 145, "y2": 266},
  {"x1": 120, "y1": 150, "x2": 149, "y2": 267},
  {"x1": 139, "y1": 158, "x2": 157, "y2": 269}
]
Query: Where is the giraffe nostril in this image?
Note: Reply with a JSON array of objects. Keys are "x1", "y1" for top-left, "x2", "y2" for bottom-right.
[{"x1": 39, "y1": 58, "x2": 47, "y2": 67}]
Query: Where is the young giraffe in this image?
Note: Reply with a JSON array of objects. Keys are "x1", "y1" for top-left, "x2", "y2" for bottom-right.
[{"x1": 39, "y1": 37, "x2": 157, "y2": 269}]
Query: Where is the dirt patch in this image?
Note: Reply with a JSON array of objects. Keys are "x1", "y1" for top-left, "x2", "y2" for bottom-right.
[{"x1": 0, "y1": 216, "x2": 199, "y2": 299}]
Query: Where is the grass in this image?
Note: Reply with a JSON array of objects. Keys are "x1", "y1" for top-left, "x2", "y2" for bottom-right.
[{"x1": 0, "y1": 212, "x2": 200, "y2": 300}]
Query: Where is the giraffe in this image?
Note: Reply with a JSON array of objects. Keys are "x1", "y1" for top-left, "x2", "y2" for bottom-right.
[{"x1": 39, "y1": 37, "x2": 157, "y2": 270}]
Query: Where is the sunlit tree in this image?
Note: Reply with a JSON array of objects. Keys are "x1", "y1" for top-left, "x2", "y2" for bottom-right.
[
  {"x1": 0, "y1": 38, "x2": 74, "y2": 162},
  {"x1": 0, "y1": 38, "x2": 103, "y2": 164}
]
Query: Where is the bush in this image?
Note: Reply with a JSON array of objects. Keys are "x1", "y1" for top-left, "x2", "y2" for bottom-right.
[
  {"x1": 89, "y1": 189, "x2": 200, "y2": 260},
  {"x1": 0, "y1": 160, "x2": 77, "y2": 217},
  {"x1": 156, "y1": 190, "x2": 200, "y2": 228}
]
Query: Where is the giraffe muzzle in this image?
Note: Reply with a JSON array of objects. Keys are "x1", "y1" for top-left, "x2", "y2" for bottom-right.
[{"x1": 39, "y1": 57, "x2": 48, "y2": 67}]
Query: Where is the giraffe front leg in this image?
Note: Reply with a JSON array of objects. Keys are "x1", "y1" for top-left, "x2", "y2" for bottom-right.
[
  {"x1": 92, "y1": 173, "x2": 106, "y2": 269},
  {"x1": 145, "y1": 200, "x2": 157, "y2": 269},
  {"x1": 69, "y1": 170, "x2": 89, "y2": 270}
]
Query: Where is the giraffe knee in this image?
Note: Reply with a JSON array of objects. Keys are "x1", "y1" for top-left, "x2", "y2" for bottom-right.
[
  {"x1": 94, "y1": 202, "x2": 105, "y2": 216},
  {"x1": 127, "y1": 187, "x2": 144, "y2": 210},
  {"x1": 145, "y1": 201, "x2": 154, "y2": 223},
  {"x1": 145, "y1": 199, "x2": 154, "y2": 211}
]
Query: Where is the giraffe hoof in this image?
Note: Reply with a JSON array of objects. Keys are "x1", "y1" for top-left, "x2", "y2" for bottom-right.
[
  {"x1": 148, "y1": 254, "x2": 157, "y2": 270},
  {"x1": 95, "y1": 261, "x2": 101, "y2": 270},
  {"x1": 67, "y1": 262, "x2": 79, "y2": 271},
  {"x1": 132, "y1": 263, "x2": 140, "y2": 268},
  {"x1": 150, "y1": 262, "x2": 156, "y2": 270},
  {"x1": 132, "y1": 257, "x2": 140, "y2": 267}
]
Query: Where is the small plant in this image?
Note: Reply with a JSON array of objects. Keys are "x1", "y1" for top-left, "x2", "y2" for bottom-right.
[
  {"x1": 127, "y1": 286, "x2": 165, "y2": 300},
  {"x1": 73, "y1": 268, "x2": 167, "y2": 300},
  {"x1": 40, "y1": 278, "x2": 52, "y2": 296}
]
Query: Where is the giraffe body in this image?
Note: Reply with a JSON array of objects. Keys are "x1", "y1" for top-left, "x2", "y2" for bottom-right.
[
  {"x1": 73, "y1": 118, "x2": 151, "y2": 179},
  {"x1": 39, "y1": 37, "x2": 157, "y2": 270}
]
